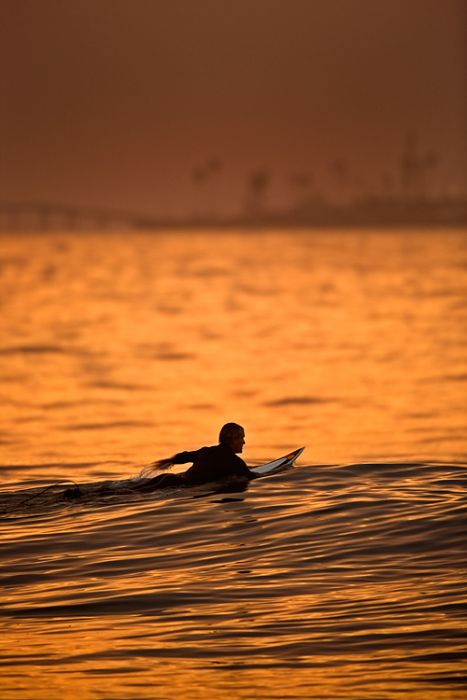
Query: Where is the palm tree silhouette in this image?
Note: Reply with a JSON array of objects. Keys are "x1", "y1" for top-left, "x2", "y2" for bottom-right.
[{"x1": 245, "y1": 169, "x2": 271, "y2": 217}]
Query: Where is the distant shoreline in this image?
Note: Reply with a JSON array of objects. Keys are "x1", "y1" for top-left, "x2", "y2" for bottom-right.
[{"x1": 1, "y1": 196, "x2": 466, "y2": 232}]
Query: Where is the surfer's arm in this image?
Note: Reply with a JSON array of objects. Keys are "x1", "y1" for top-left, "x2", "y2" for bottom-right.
[
  {"x1": 171, "y1": 450, "x2": 201, "y2": 465},
  {"x1": 149, "y1": 449, "x2": 201, "y2": 471}
]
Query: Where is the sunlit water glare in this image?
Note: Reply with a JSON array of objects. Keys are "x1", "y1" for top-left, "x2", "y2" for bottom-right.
[{"x1": 1, "y1": 228, "x2": 466, "y2": 699}]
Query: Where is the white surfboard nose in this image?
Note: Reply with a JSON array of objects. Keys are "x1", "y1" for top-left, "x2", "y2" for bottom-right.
[{"x1": 250, "y1": 447, "x2": 305, "y2": 477}]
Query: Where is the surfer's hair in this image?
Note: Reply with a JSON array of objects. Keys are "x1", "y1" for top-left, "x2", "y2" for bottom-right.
[{"x1": 219, "y1": 422, "x2": 244, "y2": 444}]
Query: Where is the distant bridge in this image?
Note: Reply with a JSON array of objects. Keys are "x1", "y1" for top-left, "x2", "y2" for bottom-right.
[{"x1": 0, "y1": 202, "x2": 161, "y2": 231}]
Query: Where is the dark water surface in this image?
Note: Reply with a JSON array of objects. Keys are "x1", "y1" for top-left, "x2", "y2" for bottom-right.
[{"x1": 1, "y1": 229, "x2": 466, "y2": 698}]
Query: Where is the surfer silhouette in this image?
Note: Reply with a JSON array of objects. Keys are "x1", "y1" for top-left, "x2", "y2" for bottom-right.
[
  {"x1": 63, "y1": 423, "x2": 253, "y2": 500},
  {"x1": 139, "y1": 422, "x2": 253, "y2": 489}
]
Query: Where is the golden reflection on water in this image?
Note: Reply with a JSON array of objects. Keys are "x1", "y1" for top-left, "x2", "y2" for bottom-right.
[
  {"x1": 2, "y1": 610, "x2": 465, "y2": 700},
  {"x1": 1, "y1": 462, "x2": 466, "y2": 699},
  {"x1": 1, "y1": 229, "x2": 467, "y2": 699},
  {"x1": 1, "y1": 229, "x2": 466, "y2": 482}
]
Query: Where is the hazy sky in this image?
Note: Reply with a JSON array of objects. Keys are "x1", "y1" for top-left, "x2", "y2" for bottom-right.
[{"x1": 1, "y1": 0, "x2": 466, "y2": 216}]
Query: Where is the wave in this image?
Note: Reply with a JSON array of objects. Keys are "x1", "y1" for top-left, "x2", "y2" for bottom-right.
[
  {"x1": 1, "y1": 461, "x2": 465, "y2": 516},
  {"x1": 1, "y1": 458, "x2": 465, "y2": 697}
]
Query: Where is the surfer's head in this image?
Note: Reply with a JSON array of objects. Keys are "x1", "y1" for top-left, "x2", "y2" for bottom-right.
[{"x1": 219, "y1": 423, "x2": 245, "y2": 453}]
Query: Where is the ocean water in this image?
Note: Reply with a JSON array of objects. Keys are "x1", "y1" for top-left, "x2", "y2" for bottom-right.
[{"x1": 1, "y1": 228, "x2": 466, "y2": 698}]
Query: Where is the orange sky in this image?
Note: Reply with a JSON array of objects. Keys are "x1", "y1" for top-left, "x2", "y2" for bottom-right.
[{"x1": 1, "y1": 0, "x2": 466, "y2": 216}]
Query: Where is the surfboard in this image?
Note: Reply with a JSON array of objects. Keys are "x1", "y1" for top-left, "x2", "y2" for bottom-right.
[{"x1": 250, "y1": 447, "x2": 305, "y2": 477}]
